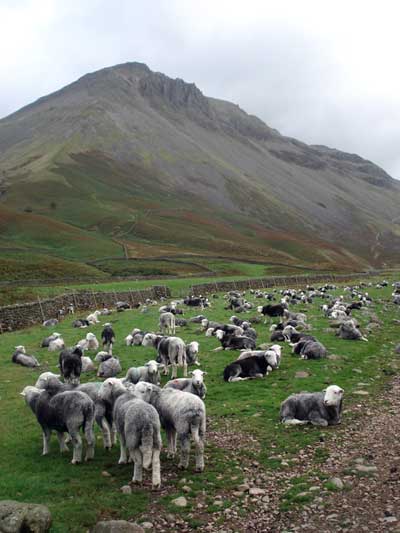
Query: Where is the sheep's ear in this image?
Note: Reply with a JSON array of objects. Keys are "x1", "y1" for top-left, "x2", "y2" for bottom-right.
[
  {"x1": 20, "y1": 391, "x2": 26, "y2": 397},
  {"x1": 145, "y1": 363, "x2": 150, "y2": 367},
  {"x1": 202, "y1": 371, "x2": 207, "y2": 375},
  {"x1": 322, "y1": 388, "x2": 327, "y2": 392},
  {"x1": 157, "y1": 363, "x2": 165, "y2": 369}
]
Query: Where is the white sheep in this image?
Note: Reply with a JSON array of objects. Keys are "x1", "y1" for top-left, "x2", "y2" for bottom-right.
[
  {"x1": 159, "y1": 312, "x2": 176, "y2": 335},
  {"x1": 86, "y1": 310, "x2": 102, "y2": 324},
  {"x1": 122, "y1": 360, "x2": 163, "y2": 386},
  {"x1": 48, "y1": 337, "x2": 65, "y2": 352},
  {"x1": 164, "y1": 369, "x2": 207, "y2": 399},
  {"x1": 77, "y1": 332, "x2": 99, "y2": 352}
]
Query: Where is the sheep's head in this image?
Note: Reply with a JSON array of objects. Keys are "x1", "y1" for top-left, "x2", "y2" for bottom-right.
[
  {"x1": 215, "y1": 330, "x2": 225, "y2": 341},
  {"x1": 142, "y1": 333, "x2": 156, "y2": 347},
  {"x1": 134, "y1": 381, "x2": 153, "y2": 402},
  {"x1": 205, "y1": 328, "x2": 214, "y2": 337},
  {"x1": 323, "y1": 385, "x2": 344, "y2": 406},
  {"x1": 86, "y1": 332, "x2": 96, "y2": 341},
  {"x1": 95, "y1": 351, "x2": 110, "y2": 362},
  {"x1": 15, "y1": 345, "x2": 26, "y2": 353},
  {"x1": 191, "y1": 369, "x2": 206, "y2": 387},
  {"x1": 145, "y1": 360, "x2": 160, "y2": 375},
  {"x1": 98, "y1": 378, "x2": 125, "y2": 400},
  {"x1": 20, "y1": 385, "x2": 44, "y2": 403},
  {"x1": 201, "y1": 319, "x2": 209, "y2": 329}
]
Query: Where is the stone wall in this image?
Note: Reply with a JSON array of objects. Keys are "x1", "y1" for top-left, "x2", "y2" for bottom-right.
[
  {"x1": 0, "y1": 285, "x2": 170, "y2": 332},
  {"x1": 189, "y1": 272, "x2": 381, "y2": 295}
]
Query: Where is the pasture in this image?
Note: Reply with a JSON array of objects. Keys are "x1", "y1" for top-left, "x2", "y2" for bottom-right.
[{"x1": 0, "y1": 276, "x2": 399, "y2": 531}]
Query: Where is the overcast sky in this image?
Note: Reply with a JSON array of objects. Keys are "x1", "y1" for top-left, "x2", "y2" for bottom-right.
[{"x1": 1, "y1": 0, "x2": 400, "y2": 176}]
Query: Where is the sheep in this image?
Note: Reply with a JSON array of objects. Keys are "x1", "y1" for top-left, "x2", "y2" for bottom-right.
[
  {"x1": 189, "y1": 315, "x2": 207, "y2": 323},
  {"x1": 48, "y1": 337, "x2": 65, "y2": 352},
  {"x1": 337, "y1": 320, "x2": 368, "y2": 341},
  {"x1": 112, "y1": 382, "x2": 162, "y2": 488},
  {"x1": 41, "y1": 332, "x2": 62, "y2": 348},
  {"x1": 237, "y1": 344, "x2": 282, "y2": 368},
  {"x1": 81, "y1": 356, "x2": 96, "y2": 373},
  {"x1": 125, "y1": 328, "x2": 146, "y2": 346},
  {"x1": 164, "y1": 369, "x2": 207, "y2": 399},
  {"x1": 157, "y1": 337, "x2": 187, "y2": 378},
  {"x1": 147, "y1": 385, "x2": 206, "y2": 471},
  {"x1": 159, "y1": 312, "x2": 176, "y2": 335},
  {"x1": 214, "y1": 330, "x2": 256, "y2": 351},
  {"x1": 97, "y1": 354, "x2": 122, "y2": 378},
  {"x1": 59, "y1": 346, "x2": 83, "y2": 384},
  {"x1": 116, "y1": 301, "x2": 130, "y2": 311},
  {"x1": 223, "y1": 354, "x2": 276, "y2": 382},
  {"x1": 11, "y1": 346, "x2": 40, "y2": 368},
  {"x1": 72, "y1": 319, "x2": 90, "y2": 328},
  {"x1": 257, "y1": 304, "x2": 286, "y2": 324},
  {"x1": 280, "y1": 385, "x2": 344, "y2": 426},
  {"x1": 101, "y1": 323, "x2": 115, "y2": 354},
  {"x1": 86, "y1": 310, "x2": 102, "y2": 324},
  {"x1": 76, "y1": 332, "x2": 99, "y2": 352},
  {"x1": 201, "y1": 319, "x2": 223, "y2": 331},
  {"x1": 122, "y1": 360, "x2": 163, "y2": 386},
  {"x1": 21, "y1": 386, "x2": 95, "y2": 463},
  {"x1": 42, "y1": 319, "x2": 58, "y2": 327},
  {"x1": 292, "y1": 339, "x2": 327, "y2": 360},
  {"x1": 185, "y1": 341, "x2": 200, "y2": 366},
  {"x1": 36, "y1": 373, "x2": 116, "y2": 449}
]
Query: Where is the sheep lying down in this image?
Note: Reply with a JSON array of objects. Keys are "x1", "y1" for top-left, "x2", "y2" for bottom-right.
[{"x1": 280, "y1": 385, "x2": 344, "y2": 427}]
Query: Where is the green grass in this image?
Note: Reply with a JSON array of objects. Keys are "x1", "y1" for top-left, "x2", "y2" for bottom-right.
[{"x1": 0, "y1": 275, "x2": 399, "y2": 530}]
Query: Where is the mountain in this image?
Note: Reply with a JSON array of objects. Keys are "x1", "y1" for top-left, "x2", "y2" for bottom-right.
[{"x1": 0, "y1": 61, "x2": 399, "y2": 278}]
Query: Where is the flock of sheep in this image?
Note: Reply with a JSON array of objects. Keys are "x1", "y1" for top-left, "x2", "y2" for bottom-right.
[{"x1": 12, "y1": 278, "x2": 400, "y2": 489}]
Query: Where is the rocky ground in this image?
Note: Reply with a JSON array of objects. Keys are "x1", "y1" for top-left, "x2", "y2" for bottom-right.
[{"x1": 134, "y1": 375, "x2": 400, "y2": 533}]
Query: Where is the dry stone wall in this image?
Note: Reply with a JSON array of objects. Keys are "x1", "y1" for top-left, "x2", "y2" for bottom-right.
[{"x1": 0, "y1": 285, "x2": 170, "y2": 332}]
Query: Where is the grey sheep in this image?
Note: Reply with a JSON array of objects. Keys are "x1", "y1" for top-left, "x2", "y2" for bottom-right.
[
  {"x1": 97, "y1": 354, "x2": 122, "y2": 378},
  {"x1": 122, "y1": 360, "x2": 163, "y2": 386},
  {"x1": 21, "y1": 385, "x2": 95, "y2": 463},
  {"x1": 147, "y1": 385, "x2": 206, "y2": 472},
  {"x1": 159, "y1": 312, "x2": 176, "y2": 335},
  {"x1": 12, "y1": 346, "x2": 40, "y2": 368},
  {"x1": 337, "y1": 320, "x2": 368, "y2": 341},
  {"x1": 292, "y1": 339, "x2": 327, "y2": 359},
  {"x1": 280, "y1": 385, "x2": 344, "y2": 427},
  {"x1": 164, "y1": 369, "x2": 207, "y2": 399},
  {"x1": 112, "y1": 381, "x2": 162, "y2": 489}
]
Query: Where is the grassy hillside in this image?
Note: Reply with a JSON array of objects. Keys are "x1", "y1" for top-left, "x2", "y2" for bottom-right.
[{"x1": 0, "y1": 275, "x2": 399, "y2": 530}]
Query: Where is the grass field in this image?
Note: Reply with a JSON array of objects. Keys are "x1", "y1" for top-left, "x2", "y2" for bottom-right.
[{"x1": 0, "y1": 275, "x2": 399, "y2": 531}]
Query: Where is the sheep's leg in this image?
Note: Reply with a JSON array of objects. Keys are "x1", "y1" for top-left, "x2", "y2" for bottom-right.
[
  {"x1": 70, "y1": 431, "x2": 83, "y2": 464},
  {"x1": 132, "y1": 449, "x2": 143, "y2": 483},
  {"x1": 84, "y1": 424, "x2": 95, "y2": 461},
  {"x1": 111, "y1": 422, "x2": 118, "y2": 446},
  {"x1": 171, "y1": 363, "x2": 177, "y2": 379},
  {"x1": 282, "y1": 417, "x2": 309, "y2": 426},
  {"x1": 57, "y1": 432, "x2": 69, "y2": 453},
  {"x1": 194, "y1": 432, "x2": 205, "y2": 473},
  {"x1": 166, "y1": 429, "x2": 176, "y2": 458},
  {"x1": 152, "y1": 449, "x2": 161, "y2": 489},
  {"x1": 183, "y1": 361, "x2": 188, "y2": 378},
  {"x1": 99, "y1": 418, "x2": 112, "y2": 449},
  {"x1": 42, "y1": 428, "x2": 52, "y2": 455},
  {"x1": 118, "y1": 433, "x2": 128, "y2": 464},
  {"x1": 178, "y1": 432, "x2": 191, "y2": 470},
  {"x1": 309, "y1": 413, "x2": 329, "y2": 427}
]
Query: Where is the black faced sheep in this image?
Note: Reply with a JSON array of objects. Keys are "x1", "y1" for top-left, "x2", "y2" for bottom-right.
[
  {"x1": 101, "y1": 323, "x2": 115, "y2": 353},
  {"x1": 59, "y1": 347, "x2": 83, "y2": 384}
]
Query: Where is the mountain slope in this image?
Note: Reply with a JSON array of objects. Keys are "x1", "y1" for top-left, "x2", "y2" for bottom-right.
[{"x1": 0, "y1": 61, "x2": 399, "y2": 274}]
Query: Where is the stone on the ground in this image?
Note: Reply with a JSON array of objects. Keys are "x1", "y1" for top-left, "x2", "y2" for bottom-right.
[
  {"x1": 295, "y1": 371, "x2": 310, "y2": 378},
  {"x1": 121, "y1": 485, "x2": 132, "y2": 495},
  {"x1": 329, "y1": 477, "x2": 344, "y2": 490},
  {"x1": 355, "y1": 464, "x2": 378, "y2": 473},
  {"x1": 0, "y1": 500, "x2": 52, "y2": 533},
  {"x1": 92, "y1": 521, "x2": 144, "y2": 532},
  {"x1": 172, "y1": 497, "x2": 187, "y2": 508},
  {"x1": 249, "y1": 488, "x2": 266, "y2": 496}
]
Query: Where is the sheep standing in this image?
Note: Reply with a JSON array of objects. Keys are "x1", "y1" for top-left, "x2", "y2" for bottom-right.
[
  {"x1": 59, "y1": 347, "x2": 83, "y2": 384},
  {"x1": 157, "y1": 337, "x2": 187, "y2": 378},
  {"x1": 280, "y1": 385, "x2": 343, "y2": 426},
  {"x1": 159, "y1": 312, "x2": 176, "y2": 335},
  {"x1": 101, "y1": 323, "x2": 115, "y2": 354},
  {"x1": 147, "y1": 385, "x2": 206, "y2": 471},
  {"x1": 12, "y1": 346, "x2": 40, "y2": 368},
  {"x1": 112, "y1": 382, "x2": 162, "y2": 489},
  {"x1": 21, "y1": 386, "x2": 95, "y2": 463},
  {"x1": 164, "y1": 369, "x2": 207, "y2": 399}
]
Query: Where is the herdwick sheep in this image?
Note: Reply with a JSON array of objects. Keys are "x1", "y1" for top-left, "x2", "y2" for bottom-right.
[
  {"x1": 159, "y1": 312, "x2": 176, "y2": 335},
  {"x1": 12, "y1": 346, "x2": 40, "y2": 368},
  {"x1": 77, "y1": 332, "x2": 99, "y2": 352},
  {"x1": 125, "y1": 329, "x2": 146, "y2": 346},
  {"x1": 257, "y1": 304, "x2": 286, "y2": 324},
  {"x1": 164, "y1": 369, "x2": 207, "y2": 399},
  {"x1": 337, "y1": 321, "x2": 368, "y2": 341},
  {"x1": 36, "y1": 373, "x2": 116, "y2": 449},
  {"x1": 292, "y1": 340, "x2": 327, "y2": 359},
  {"x1": 81, "y1": 356, "x2": 96, "y2": 373},
  {"x1": 101, "y1": 323, "x2": 115, "y2": 354},
  {"x1": 147, "y1": 385, "x2": 206, "y2": 471},
  {"x1": 112, "y1": 382, "x2": 162, "y2": 489},
  {"x1": 185, "y1": 341, "x2": 200, "y2": 366},
  {"x1": 21, "y1": 386, "x2": 95, "y2": 463},
  {"x1": 280, "y1": 385, "x2": 344, "y2": 426},
  {"x1": 59, "y1": 347, "x2": 83, "y2": 384},
  {"x1": 201, "y1": 319, "x2": 223, "y2": 331},
  {"x1": 72, "y1": 319, "x2": 90, "y2": 328},
  {"x1": 42, "y1": 319, "x2": 58, "y2": 327},
  {"x1": 189, "y1": 315, "x2": 207, "y2": 323},
  {"x1": 41, "y1": 332, "x2": 62, "y2": 348},
  {"x1": 86, "y1": 310, "x2": 102, "y2": 324},
  {"x1": 157, "y1": 337, "x2": 187, "y2": 378},
  {"x1": 214, "y1": 330, "x2": 256, "y2": 351},
  {"x1": 48, "y1": 337, "x2": 65, "y2": 352},
  {"x1": 223, "y1": 354, "x2": 276, "y2": 382},
  {"x1": 97, "y1": 354, "x2": 122, "y2": 378},
  {"x1": 237, "y1": 345, "x2": 282, "y2": 368},
  {"x1": 122, "y1": 360, "x2": 163, "y2": 386}
]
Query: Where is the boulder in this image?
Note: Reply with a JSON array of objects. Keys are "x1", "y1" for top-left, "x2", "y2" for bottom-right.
[
  {"x1": 91, "y1": 521, "x2": 144, "y2": 533},
  {"x1": 0, "y1": 500, "x2": 52, "y2": 533}
]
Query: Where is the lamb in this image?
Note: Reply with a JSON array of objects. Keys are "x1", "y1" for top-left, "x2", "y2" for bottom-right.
[
  {"x1": 292, "y1": 339, "x2": 327, "y2": 359},
  {"x1": 21, "y1": 385, "x2": 95, "y2": 463},
  {"x1": 185, "y1": 341, "x2": 200, "y2": 366},
  {"x1": 280, "y1": 385, "x2": 344, "y2": 426},
  {"x1": 337, "y1": 320, "x2": 368, "y2": 341},
  {"x1": 159, "y1": 312, "x2": 176, "y2": 335},
  {"x1": 97, "y1": 354, "x2": 122, "y2": 378},
  {"x1": 12, "y1": 346, "x2": 40, "y2": 368},
  {"x1": 77, "y1": 332, "x2": 99, "y2": 352},
  {"x1": 48, "y1": 337, "x2": 65, "y2": 352},
  {"x1": 41, "y1": 332, "x2": 62, "y2": 348},
  {"x1": 86, "y1": 310, "x2": 102, "y2": 324},
  {"x1": 59, "y1": 346, "x2": 83, "y2": 384},
  {"x1": 111, "y1": 381, "x2": 162, "y2": 488},
  {"x1": 223, "y1": 354, "x2": 273, "y2": 382},
  {"x1": 122, "y1": 360, "x2": 163, "y2": 386},
  {"x1": 147, "y1": 385, "x2": 206, "y2": 471},
  {"x1": 125, "y1": 328, "x2": 146, "y2": 346},
  {"x1": 81, "y1": 356, "x2": 96, "y2": 373},
  {"x1": 164, "y1": 369, "x2": 207, "y2": 399},
  {"x1": 101, "y1": 323, "x2": 115, "y2": 354},
  {"x1": 157, "y1": 336, "x2": 187, "y2": 378}
]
